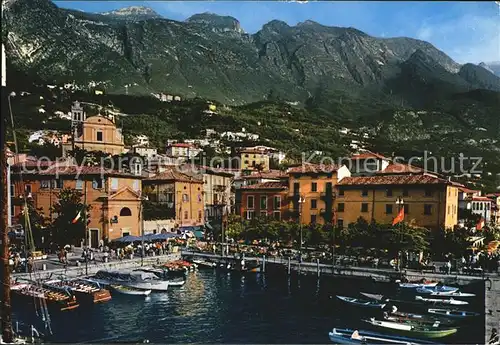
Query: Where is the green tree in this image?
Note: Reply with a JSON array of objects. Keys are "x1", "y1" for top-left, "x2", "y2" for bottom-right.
[
  {"x1": 51, "y1": 188, "x2": 91, "y2": 246},
  {"x1": 225, "y1": 214, "x2": 246, "y2": 240}
]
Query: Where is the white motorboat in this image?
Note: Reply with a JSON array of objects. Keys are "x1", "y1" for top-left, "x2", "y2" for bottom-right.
[
  {"x1": 417, "y1": 288, "x2": 475, "y2": 297},
  {"x1": 328, "y1": 328, "x2": 436, "y2": 344},
  {"x1": 427, "y1": 308, "x2": 480, "y2": 319},
  {"x1": 415, "y1": 296, "x2": 468, "y2": 306},
  {"x1": 415, "y1": 286, "x2": 458, "y2": 294},
  {"x1": 88, "y1": 270, "x2": 169, "y2": 292},
  {"x1": 110, "y1": 285, "x2": 151, "y2": 296},
  {"x1": 399, "y1": 282, "x2": 438, "y2": 288}
]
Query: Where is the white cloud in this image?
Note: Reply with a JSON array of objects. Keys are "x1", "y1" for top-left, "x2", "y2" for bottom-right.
[{"x1": 415, "y1": 12, "x2": 500, "y2": 63}]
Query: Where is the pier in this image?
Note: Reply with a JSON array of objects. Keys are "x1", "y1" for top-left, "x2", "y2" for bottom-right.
[{"x1": 12, "y1": 253, "x2": 181, "y2": 281}]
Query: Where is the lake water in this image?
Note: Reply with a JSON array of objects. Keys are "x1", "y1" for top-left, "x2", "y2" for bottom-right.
[{"x1": 13, "y1": 269, "x2": 485, "y2": 343}]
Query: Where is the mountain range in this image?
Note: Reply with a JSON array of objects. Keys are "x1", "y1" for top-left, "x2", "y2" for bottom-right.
[{"x1": 2, "y1": 0, "x2": 499, "y2": 109}]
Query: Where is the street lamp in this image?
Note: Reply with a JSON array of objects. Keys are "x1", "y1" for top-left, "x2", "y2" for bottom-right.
[
  {"x1": 298, "y1": 196, "x2": 306, "y2": 259},
  {"x1": 395, "y1": 197, "x2": 405, "y2": 271}
]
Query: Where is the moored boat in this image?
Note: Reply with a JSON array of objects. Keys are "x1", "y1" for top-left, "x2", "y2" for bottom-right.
[
  {"x1": 399, "y1": 279, "x2": 438, "y2": 288},
  {"x1": 363, "y1": 317, "x2": 457, "y2": 339},
  {"x1": 11, "y1": 283, "x2": 79, "y2": 311},
  {"x1": 416, "y1": 288, "x2": 474, "y2": 297},
  {"x1": 415, "y1": 296, "x2": 468, "y2": 306},
  {"x1": 88, "y1": 270, "x2": 169, "y2": 292},
  {"x1": 415, "y1": 286, "x2": 458, "y2": 294},
  {"x1": 191, "y1": 259, "x2": 216, "y2": 268},
  {"x1": 110, "y1": 285, "x2": 151, "y2": 296},
  {"x1": 328, "y1": 328, "x2": 437, "y2": 344},
  {"x1": 43, "y1": 279, "x2": 111, "y2": 304},
  {"x1": 427, "y1": 308, "x2": 480, "y2": 319},
  {"x1": 336, "y1": 296, "x2": 386, "y2": 309}
]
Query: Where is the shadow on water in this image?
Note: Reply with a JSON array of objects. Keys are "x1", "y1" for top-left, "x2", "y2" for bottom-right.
[{"x1": 12, "y1": 270, "x2": 485, "y2": 343}]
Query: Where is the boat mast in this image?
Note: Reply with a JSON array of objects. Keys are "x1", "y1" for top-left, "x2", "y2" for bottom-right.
[{"x1": 1, "y1": 42, "x2": 14, "y2": 343}]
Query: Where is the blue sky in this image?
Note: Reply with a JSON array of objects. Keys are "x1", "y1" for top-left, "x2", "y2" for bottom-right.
[{"x1": 54, "y1": 1, "x2": 500, "y2": 64}]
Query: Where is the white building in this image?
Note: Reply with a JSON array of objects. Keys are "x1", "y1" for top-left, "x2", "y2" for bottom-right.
[
  {"x1": 133, "y1": 134, "x2": 150, "y2": 147},
  {"x1": 166, "y1": 143, "x2": 202, "y2": 159},
  {"x1": 133, "y1": 146, "x2": 158, "y2": 159}
]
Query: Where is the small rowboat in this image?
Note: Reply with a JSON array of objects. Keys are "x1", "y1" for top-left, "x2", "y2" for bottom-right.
[
  {"x1": 336, "y1": 295, "x2": 386, "y2": 309},
  {"x1": 399, "y1": 280, "x2": 438, "y2": 288},
  {"x1": 363, "y1": 318, "x2": 457, "y2": 339},
  {"x1": 427, "y1": 308, "x2": 480, "y2": 319},
  {"x1": 328, "y1": 328, "x2": 437, "y2": 344},
  {"x1": 110, "y1": 285, "x2": 151, "y2": 296},
  {"x1": 415, "y1": 286, "x2": 458, "y2": 294},
  {"x1": 168, "y1": 278, "x2": 186, "y2": 287},
  {"x1": 388, "y1": 311, "x2": 455, "y2": 326},
  {"x1": 416, "y1": 288, "x2": 474, "y2": 297},
  {"x1": 415, "y1": 296, "x2": 468, "y2": 306}
]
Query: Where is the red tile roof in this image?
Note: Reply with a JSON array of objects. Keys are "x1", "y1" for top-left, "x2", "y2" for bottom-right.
[
  {"x1": 145, "y1": 169, "x2": 203, "y2": 183},
  {"x1": 238, "y1": 170, "x2": 288, "y2": 180},
  {"x1": 459, "y1": 187, "x2": 480, "y2": 194},
  {"x1": 350, "y1": 151, "x2": 389, "y2": 160},
  {"x1": 240, "y1": 182, "x2": 288, "y2": 190},
  {"x1": 338, "y1": 173, "x2": 452, "y2": 186},
  {"x1": 287, "y1": 163, "x2": 339, "y2": 174},
  {"x1": 471, "y1": 196, "x2": 492, "y2": 202},
  {"x1": 13, "y1": 162, "x2": 138, "y2": 178},
  {"x1": 377, "y1": 163, "x2": 424, "y2": 175},
  {"x1": 169, "y1": 143, "x2": 192, "y2": 148}
]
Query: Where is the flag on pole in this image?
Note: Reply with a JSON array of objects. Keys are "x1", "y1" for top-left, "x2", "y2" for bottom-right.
[
  {"x1": 72, "y1": 209, "x2": 83, "y2": 224},
  {"x1": 392, "y1": 207, "x2": 405, "y2": 226},
  {"x1": 475, "y1": 217, "x2": 485, "y2": 231}
]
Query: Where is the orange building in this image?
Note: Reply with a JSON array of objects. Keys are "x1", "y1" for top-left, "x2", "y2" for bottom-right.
[
  {"x1": 238, "y1": 182, "x2": 289, "y2": 221},
  {"x1": 335, "y1": 173, "x2": 460, "y2": 230},
  {"x1": 287, "y1": 163, "x2": 351, "y2": 225},
  {"x1": 11, "y1": 160, "x2": 143, "y2": 246},
  {"x1": 142, "y1": 169, "x2": 205, "y2": 227},
  {"x1": 62, "y1": 101, "x2": 125, "y2": 155}
]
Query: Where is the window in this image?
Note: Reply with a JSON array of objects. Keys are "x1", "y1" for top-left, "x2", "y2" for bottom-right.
[
  {"x1": 403, "y1": 189, "x2": 409, "y2": 197},
  {"x1": 76, "y1": 179, "x2": 84, "y2": 190},
  {"x1": 55, "y1": 179, "x2": 64, "y2": 189},
  {"x1": 246, "y1": 210, "x2": 255, "y2": 220},
  {"x1": 311, "y1": 182, "x2": 317, "y2": 192},
  {"x1": 198, "y1": 210, "x2": 202, "y2": 221},
  {"x1": 132, "y1": 180, "x2": 140, "y2": 192},
  {"x1": 293, "y1": 182, "x2": 300, "y2": 193},
  {"x1": 260, "y1": 196, "x2": 267, "y2": 209},
  {"x1": 92, "y1": 179, "x2": 104, "y2": 189},
  {"x1": 362, "y1": 189, "x2": 368, "y2": 197},
  {"x1": 337, "y1": 203, "x2": 344, "y2": 212},
  {"x1": 273, "y1": 196, "x2": 281, "y2": 209},
  {"x1": 424, "y1": 204, "x2": 433, "y2": 215},
  {"x1": 480, "y1": 203, "x2": 484, "y2": 210},
  {"x1": 385, "y1": 204, "x2": 393, "y2": 214},
  {"x1": 120, "y1": 207, "x2": 132, "y2": 216},
  {"x1": 40, "y1": 181, "x2": 48, "y2": 189},
  {"x1": 425, "y1": 188, "x2": 433, "y2": 197},
  {"x1": 25, "y1": 184, "x2": 32, "y2": 193},
  {"x1": 260, "y1": 211, "x2": 267, "y2": 217},
  {"x1": 182, "y1": 194, "x2": 189, "y2": 202},
  {"x1": 338, "y1": 188, "x2": 344, "y2": 196},
  {"x1": 404, "y1": 204, "x2": 409, "y2": 214},
  {"x1": 273, "y1": 211, "x2": 281, "y2": 220},
  {"x1": 110, "y1": 178, "x2": 118, "y2": 191},
  {"x1": 310, "y1": 214, "x2": 317, "y2": 223},
  {"x1": 311, "y1": 199, "x2": 317, "y2": 209},
  {"x1": 96, "y1": 131, "x2": 103, "y2": 142},
  {"x1": 247, "y1": 195, "x2": 255, "y2": 209},
  {"x1": 361, "y1": 203, "x2": 368, "y2": 212},
  {"x1": 386, "y1": 188, "x2": 393, "y2": 197},
  {"x1": 448, "y1": 205, "x2": 451, "y2": 215},
  {"x1": 337, "y1": 219, "x2": 344, "y2": 228}
]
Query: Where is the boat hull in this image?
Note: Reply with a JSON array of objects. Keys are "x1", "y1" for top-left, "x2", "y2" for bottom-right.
[
  {"x1": 87, "y1": 277, "x2": 169, "y2": 292},
  {"x1": 427, "y1": 308, "x2": 480, "y2": 319},
  {"x1": 110, "y1": 285, "x2": 151, "y2": 296},
  {"x1": 328, "y1": 328, "x2": 437, "y2": 344},
  {"x1": 364, "y1": 319, "x2": 457, "y2": 339}
]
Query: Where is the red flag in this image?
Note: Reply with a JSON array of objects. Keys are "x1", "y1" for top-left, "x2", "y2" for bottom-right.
[
  {"x1": 392, "y1": 207, "x2": 405, "y2": 226},
  {"x1": 476, "y1": 218, "x2": 485, "y2": 231}
]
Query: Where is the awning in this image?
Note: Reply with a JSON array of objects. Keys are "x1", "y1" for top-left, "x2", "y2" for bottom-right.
[
  {"x1": 193, "y1": 230, "x2": 204, "y2": 239},
  {"x1": 112, "y1": 235, "x2": 141, "y2": 243}
]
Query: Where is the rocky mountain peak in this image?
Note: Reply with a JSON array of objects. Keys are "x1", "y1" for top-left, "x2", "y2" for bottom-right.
[
  {"x1": 186, "y1": 12, "x2": 244, "y2": 33},
  {"x1": 100, "y1": 6, "x2": 161, "y2": 20}
]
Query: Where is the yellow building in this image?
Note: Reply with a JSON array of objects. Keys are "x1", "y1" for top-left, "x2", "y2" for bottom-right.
[
  {"x1": 143, "y1": 168, "x2": 205, "y2": 227},
  {"x1": 62, "y1": 101, "x2": 125, "y2": 155},
  {"x1": 239, "y1": 148, "x2": 270, "y2": 172},
  {"x1": 335, "y1": 173, "x2": 459, "y2": 230},
  {"x1": 287, "y1": 163, "x2": 351, "y2": 225}
]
